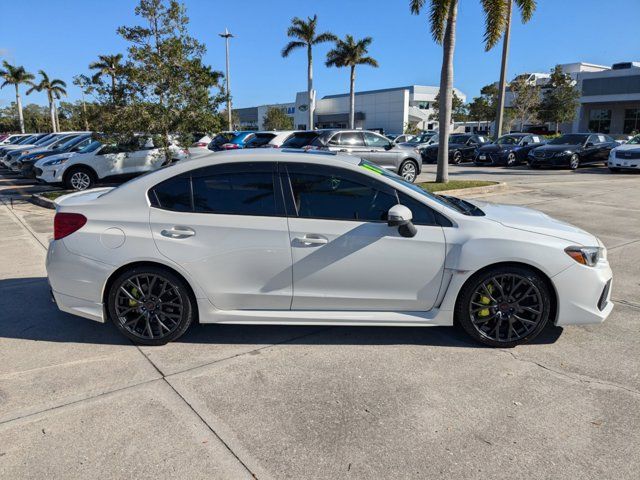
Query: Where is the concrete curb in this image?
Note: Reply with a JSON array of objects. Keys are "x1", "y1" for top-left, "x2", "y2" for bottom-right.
[
  {"x1": 30, "y1": 193, "x2": 59, "y2": 210},
  {"x1": 435, "y1": 181, "x2": 508, "y2": 197}
]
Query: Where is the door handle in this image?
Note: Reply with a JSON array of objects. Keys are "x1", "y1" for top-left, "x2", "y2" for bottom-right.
[
  {"x1": 294, "y1": 235, "x2": 328, "y2": 246},
  {"x1": 161, "y1": 226, "x2": 196, "y2": 239}
]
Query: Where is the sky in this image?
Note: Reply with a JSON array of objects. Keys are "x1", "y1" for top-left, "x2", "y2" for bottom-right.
[{"x1": 1, "y1": 0, "x2": 639, "y2": 109}]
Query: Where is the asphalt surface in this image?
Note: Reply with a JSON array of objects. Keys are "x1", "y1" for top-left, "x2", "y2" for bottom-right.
[{"x1": 0, "y1": 163, "x2": 639, "y2": 479}]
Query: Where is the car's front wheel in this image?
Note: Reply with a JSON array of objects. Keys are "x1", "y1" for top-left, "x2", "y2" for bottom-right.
[
  {"x1": 451, "y1": 151, "x2": 462, "y2": 165},
  {"x1": 65, "y1": 166, "x2": 95, "y2": 191},
  {"x1": 455, "y1": 265, "x2": 552, "y2": 347},
  {"x1": 569, "y1": 154, "x2": 580, "y2": 170},
  {"x1": 399, "y1": 159, "x2": 419, "y2": 183},
  {"x1": 506, "y1": 152, "x2": 517, "y2": 167},
  {"x1": 107, "y1": 266, "x2": 195, "y2": 345}
]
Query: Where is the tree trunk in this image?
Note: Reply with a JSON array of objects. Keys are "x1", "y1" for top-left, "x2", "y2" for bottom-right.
[
  {"x1": 111, "y1": 75, "x2": 117, "y2": 104},
  {"x1": 555, "y1": 121, "x2": 559, "y2": 134},
  {"x1": 54, "y1": 102, "x2": 60, "y2": 132},
  {"x1": 48, "y1": 94, "x2": 56, "y2": 132},
  {"x1": 15, "y1": 85, "x2": 25, "y2": 134},
  {"x1": 436, "y1": 0, "x2": 458, "y2": 183},
  {"x1": 307, "y1": 45, "x2": 314, "y2": 130},
  {"x1": 81, "y1": 92, "x2": 89, "y2": 131},
  {"x1": 349, "y1": 65, "x2": 356, "y2": 129},
  {"x1": 494, "y1": 0, "x2": 513, "y2": 139}
]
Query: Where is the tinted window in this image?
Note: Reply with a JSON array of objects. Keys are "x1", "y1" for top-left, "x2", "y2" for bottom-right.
[
  {"x1": 285, "y1": 164, "x2": 396, "y2": 222},
  {"x1": 245, "y1": 133, "x2": 276, "y2": 148},
  {"x1": 193, "y1": 166, "x2": 278, "y2": 216},
  {"x1": 338, "y1": 132, "x2": 365, "y2": 147},
  {"x1": 281, "y1": 132, "x2": 320, "y2": 148},
  {"x1": 150, "y1": 176, "x2": 192, "y2": 212},
  {"x1": 364, "y1": 132, "x2": 391, "y2": 148},
  {"x1": 397, "y1": 192, "x2": 437, "y2": 226}
]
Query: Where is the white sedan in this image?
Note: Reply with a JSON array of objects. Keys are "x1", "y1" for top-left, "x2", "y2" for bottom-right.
[
  {"x1": 608, "y1": 134, "x2": 640, "y2": 172},
  {"x1": 47, "y1": 150, "x2": 613, "y2": 347},
  {"x1": 35, "y1": 139, "x2": 189, "y2": 190}
]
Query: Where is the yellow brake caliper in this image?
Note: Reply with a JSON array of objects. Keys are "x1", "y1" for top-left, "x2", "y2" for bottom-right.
[
  {"x1": 129, "y1": 287, "x2": 140, "y2": 307},
  {"x1": 478, "y1": 284, "x2": 493, "y2": 317}
]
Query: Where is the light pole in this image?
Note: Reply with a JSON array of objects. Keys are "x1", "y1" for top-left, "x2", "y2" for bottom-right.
[{"x1": 219, "y1": 28, "x2": 234, "y2": 131}]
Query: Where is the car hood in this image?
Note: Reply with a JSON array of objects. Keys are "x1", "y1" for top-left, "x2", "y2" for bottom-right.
[
  {"x1": 614, "y1": 144, "x2": 640, "y2": 152},
  {"x1": 34, "y1": 152, "x2": 75, "y2": 166},
  {"x1": 533, "y1": 144, "x2": 579, "y2": 153},
  {"x1": 472, "y1": 200, "x2": 598, "y2": 245},
  {"x1": 478, "y1": 144, "x2": 515, "y2": 153}
]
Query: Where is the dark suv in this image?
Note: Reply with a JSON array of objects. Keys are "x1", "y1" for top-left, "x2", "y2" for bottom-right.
[{"x1": 281, "y1": 129, "x2": 423, "y2": 182}]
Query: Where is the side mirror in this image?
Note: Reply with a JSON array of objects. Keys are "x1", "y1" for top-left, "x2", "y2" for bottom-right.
[
  {"x1": 522, "y1": 142, "x2": 529, "y2": 146},
  {"x1": 585, "y1": 142, "x2": 594, "y2": 148},
  {"x1": 387, "y1": 204, "x2": 417, "y2": 238},
  {"x1": 384, "y1": 143, "x2": 394, "y2": 150}
]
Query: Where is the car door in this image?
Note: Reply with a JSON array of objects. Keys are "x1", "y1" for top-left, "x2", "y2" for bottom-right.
[
  {"x1": 149, "y1": 161, "x2": 293, "y2": 310},
  {"x1": 332, "y1": 132, "x2": 368, "y2": 158},
  {"x1": 582, "y1": 135, "x2": 601, "y2": 164},
  {"x1": 93, "y1": 145, "x2": 128, "y2": 179},
  {"x1": 363, "y1": 131, "x2": 397, "y2": 170},
  {"x1": 282, "y1": 162, "x2": 446, "y2": 311}
]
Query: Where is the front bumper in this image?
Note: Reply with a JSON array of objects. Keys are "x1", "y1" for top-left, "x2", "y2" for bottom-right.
[
  {"x1": 609, "y1": 158, "x2": 640, "y2": 170},
  {"x1": 552, "y1": 261, "x2": 613, "y2": 325},
  {"x1": 475, "y1": 152, "x2": 507, "y2": 166},
  {"x1": 36, "y1": 165, "x2": 64, "y2": 184},
  {"x1": 528, "y1": 154, "x2": 571, "y2": 167}
]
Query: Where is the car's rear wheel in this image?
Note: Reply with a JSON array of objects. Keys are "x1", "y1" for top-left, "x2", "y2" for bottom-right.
[
  {"x1": 107, "y1": 266, "x2": 194, "y2": 345},
  {"x1": 569, "y1": 154, "x2": 580, "y2": 170},
  {"x1": 65, "y1": 166, "x2": 95, "y2": 191},
  {"x1": 455, "y1": 265, "x2": 552, "y2": 347},
  {"x1": 506, "y1": 152, "x2": 517, "y2": 167},
  {"x1": 399, "y1": 159, "x2": 418, "y2": 183}
]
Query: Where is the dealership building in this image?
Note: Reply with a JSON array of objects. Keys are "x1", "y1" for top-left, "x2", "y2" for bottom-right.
[{"x1": 234, "y1": 85, "x2": 466, "y2": 134}]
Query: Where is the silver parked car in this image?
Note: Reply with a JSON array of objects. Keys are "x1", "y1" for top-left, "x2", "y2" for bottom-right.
[{"x1": 282, "y1": 129, "x2": 423, "y2": 182}]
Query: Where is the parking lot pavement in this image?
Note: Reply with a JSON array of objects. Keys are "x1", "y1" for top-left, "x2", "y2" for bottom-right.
[{"x1": 1, "y1": 165, "x2": 639, "y2": 479}]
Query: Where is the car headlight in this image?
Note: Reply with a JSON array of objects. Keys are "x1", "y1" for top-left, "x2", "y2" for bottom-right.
[
  {"x1": 43, "y1": 158, "x2": 68, "y2": 166},
  {"x1": 565, "y1": 246, "x2": 603, "y2": 266}
]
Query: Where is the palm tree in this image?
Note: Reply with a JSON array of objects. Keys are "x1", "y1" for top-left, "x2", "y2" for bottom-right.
[
  {"x1": 26, "y1": 71, "x2": 67, "y2": 132},
  {"x1": 89, "y1": 53, "x2": 123, "y2": 103},
  {"x1": 0, "y1": 62, "x2": 35, "y2": 133},
  {"x1": 490, "y1": 0, "x2": 536, "y2": 138},
  {"x1": 281, "y1": 15, "x2": 336, "y2": 130},
  {"x1": 410, "y1": 0, "x2": 535, "y2": 183},
  {"x1": 325, "y1": 35, "x2": 378, "y2": 129}
]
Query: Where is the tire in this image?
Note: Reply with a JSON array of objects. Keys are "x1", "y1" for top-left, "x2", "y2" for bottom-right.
[
  {"x1": 454, "y1": 265, "x2": 552, "y2": 348},
  {"x1": 609, "y1": 167, "x2": 620, "y2": 173},
  {"x1": 107, "y1": 266, "x2": 195, "y2": 345},
  {"x1": 506, "y1": 152, "x2": 517, "y2": 167},
  {"x1": 451, "y1": 151, "x2": 462, "y2": 165},
  {"x1": 65, "y1": 166, "x2": 96, "y2": 191},
  {"x1": 569, "y1": 154, "x2": 580, "y2": 170},
  {"x1": 399, "y1": 159, "x2": 419, "y2": 183}
]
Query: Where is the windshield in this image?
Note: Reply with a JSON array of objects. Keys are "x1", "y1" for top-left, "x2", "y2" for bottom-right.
[
  {"x1": 78, "y1": 140, "x2": 102, "y2": 153},
  {"x1": 548, "y1": 134, "x2": 589, "y2": 145},
  {"x1": 496, "y1": 135, "x2": 520, "y2": 145},
  {"x1": 358, "y1": 160, "x2": 482, "y2": 215},
  {"x1": 627, "y1": 135, "x2": 640, "y2": 145}
]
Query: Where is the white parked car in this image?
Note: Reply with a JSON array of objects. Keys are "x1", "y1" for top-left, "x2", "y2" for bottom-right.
[
  {"x1": 0, "y1": 133, "x2": 32, "y2": 145},
  {"x1": 608, "y1": 134, "x2": 640, "y2": 172},
  {"x1": 47, "y1": 150, "x2": 613, "y2": 347},
  {"x1": 35, "y1": 138, "x2": 189, "y2": 190},
  {"x1": 243, "y1": 130, "x2": 301, "y2": 149}
]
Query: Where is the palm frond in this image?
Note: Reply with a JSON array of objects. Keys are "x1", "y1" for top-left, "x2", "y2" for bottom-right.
[
  {"x1": 430, "y1": 0, "x2": 452, "y2": 44},
  {"x1": 358, "y1": 56, "x2": 379, "y2": 68},
  {"x1": 313, "y1": 32, "x2": 337, "y2": 45},
  {"x1": 482, "y1": 0, "x2": 508, "y2": 51},
  {"x1": 514, "y1": 0, "x2": 536, "y2": 22},
  {"x1": 409, "y1": 0, "x2": 425, "y2": 14},
  {"x1": 281, "y1": 40, "x2": 306, "y2": 58}
]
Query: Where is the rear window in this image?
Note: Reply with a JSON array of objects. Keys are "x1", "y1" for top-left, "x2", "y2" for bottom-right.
[
  {"x1": 245, "y1": 133, "x2": 276, "y2": 148},
  {"x1": 281, "y1": 132, "x2": 320, "y2": 148},
  {"x1": 149, "y1": 176, "x2": 192, "y2": 212}
]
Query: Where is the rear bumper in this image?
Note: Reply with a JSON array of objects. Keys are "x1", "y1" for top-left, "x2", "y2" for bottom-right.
[
  {"x1": 552, "y1": 261, "x2": 613, "y2": 325},
  {"x1": 46, "y1": 240, "x2": 113, "y2": 323}
]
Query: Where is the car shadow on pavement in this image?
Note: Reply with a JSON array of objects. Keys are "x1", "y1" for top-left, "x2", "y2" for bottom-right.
[{"x1": 0, "y1": 277, "x2": 563, "y2": 348}]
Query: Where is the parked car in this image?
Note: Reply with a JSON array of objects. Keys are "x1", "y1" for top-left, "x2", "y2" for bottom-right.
[
  {"x1": 612, "y1": 134, "x2": 634, "y2": 145},
  {"x1": 217, "y1": 131, "x2": 257, "y2": 150},
  {"x1": 35, "y1": 136, "x2": 189, "y2": 190},
  {"x1": 18, "y1": 133, "x2": 94, "y2": 177},
  {"x1": 528, "y1": 133, "x2": 618, "y2": 170},
  {"x1": 191, "y1": 133, "x2": 212, "y2": 148},
  {"x1": 388, "y1": 133, "x2": 414, "y2": 143},
  {"x1": 47, "y1": 149, "x2": 613, "y2": 348},
  {"x1": 243, "y1": 130, "x2": 300, "y2": 149},
  {"x1": 421, "y1": 134, "x2": 490, "y2": 164},
  {"x1": 608, "y1": 134, "x2": 640, "y2": 172},
  {"x1": 206, "y1": 131, "x2": 237, "y2": 151},
  {"x1": 0, "y1": 133, "x2": 32, "y2": 146},
  {"x1": 281, "y1": 129, "x2": 423, "y2": 182},
  {"x1": 0, "y1": 133, "x2": 48, "y2": 160},
  {"x1": 0, "y1": 132, "x2": 55, "y2": 160},
  {"x1": 4, "y1": 133, "x2": 85, "y2": 170},
  {"x1": 474, "y1": 133, "x2": 544, "y2": 167},
  {"x1": 398, "y1": 131, "x2": 438, "y2": 148}
]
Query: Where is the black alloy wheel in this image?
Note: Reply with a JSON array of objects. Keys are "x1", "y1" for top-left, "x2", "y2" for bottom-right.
[
  {"x1": 108, "y1": 266, "x2": 194, "y2": 345},
  {"x1": 456, "y1": 266, "x2": 551, "y2": 347}
]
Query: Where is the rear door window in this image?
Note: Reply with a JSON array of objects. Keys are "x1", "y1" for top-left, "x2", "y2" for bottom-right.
[
  {"x1": 364, "y1": 132, "x2": 392, "y2": 148},
  {"x1": 149, "y1": 176, "x2": 192, "y2": 212}
]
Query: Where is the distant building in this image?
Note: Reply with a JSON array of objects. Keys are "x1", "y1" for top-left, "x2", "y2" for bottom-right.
[
  {"x1": 573, "y1": 62, "x2": 640, "y2": 134},
  {"x1": 234, "y1": 85, "x2": 466, "y2": 134}
]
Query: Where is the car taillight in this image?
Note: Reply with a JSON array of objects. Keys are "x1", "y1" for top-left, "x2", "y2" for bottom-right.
[
  {"x1": 222, "y1": 143, "x2": 239, "y2": 149},
  {"x1": 54, "y1": 212, "x2": 87, "y2": 240},
  {"x1": 195, "y1": 142, "x2": 208, "y2": 147}
]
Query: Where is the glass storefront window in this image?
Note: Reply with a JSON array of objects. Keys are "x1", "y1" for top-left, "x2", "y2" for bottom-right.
[
  {"x1": 623, "y1": 108, "x2": 640, "y2": 134},
  {"x1": 588, "y1": 109, "x2": 612, "y2": 133}
]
